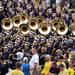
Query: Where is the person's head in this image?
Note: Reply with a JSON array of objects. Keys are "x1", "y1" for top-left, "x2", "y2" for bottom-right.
[
  {"x1": 23, "y1": 57, "x2": 28, "y2": 63},
  {"x1": 47, "y1": 42, "x2": 53, "y2": 48},
  {"x1": 45, "y1": 55, "x2": 51, "y2": 62},
  {"x1": 31, "y1": 47, "x2": 37, "y2": 55},
  {"x1": 52, "y1": 61, "x2": 57, "y2": 67},
  {"x1": 72, "y1": 64, "x2": 75, "y2": 70},
  {"x1": 16, "y1": 62, "x2": 21, "y2": 69},
  {"x1": 64, "y1": 53, "x2": 69, "y2": 60},
  {"x1": 59, "y1": 64, "x2": 65, "y2": 71},
  {"x1": 59, "y1": 56, "x2": 64, "y2": 62},
  {"x1": 41, "y1": 47, "x2": 46, "y2": 53}
]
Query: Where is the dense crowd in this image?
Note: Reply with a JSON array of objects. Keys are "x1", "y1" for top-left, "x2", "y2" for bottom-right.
[{"x1": 0, "y1": 0, "x2": 75, "y2": 75}]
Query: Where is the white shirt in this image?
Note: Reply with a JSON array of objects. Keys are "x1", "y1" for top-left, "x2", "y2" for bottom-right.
[
  {"x1": 16, "y1": 52, "x2": 24, "y2": 60},
  {"x1": 29, "y1": 53, "x2": 39, "y2": 69}
]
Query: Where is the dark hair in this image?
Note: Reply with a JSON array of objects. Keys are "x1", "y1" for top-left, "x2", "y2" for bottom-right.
[
  {"x1": 59, "y1": 64, "x2": 64, "y2": 68},
  {"x1": 59, "y1": 56, "x2": 64, "y2": 59},
  {"x1": 16, "y1": 62, "x2": 21, "y2": 68}
]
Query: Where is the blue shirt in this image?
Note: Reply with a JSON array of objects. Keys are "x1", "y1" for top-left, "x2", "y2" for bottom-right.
[{"x1": 21, "y1": 63, "x2": 30, "y2": 75}]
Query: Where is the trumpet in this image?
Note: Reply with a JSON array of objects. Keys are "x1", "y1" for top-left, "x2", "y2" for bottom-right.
[
  {"x1": 38, "y1": 22, "x2": 51, "y2": 35},
  {"x1": 1, "y1": 18, "x2": 13, "y2": 31},
  {"x1": 12, "y1": 15, "x2": 22, "y2": 27},
  {"x1": 20, "y1": 23, "x2": 30, "y2": 35},
  {"x1": 28, "y1": 17, "x2": 38, "y2": 30}
]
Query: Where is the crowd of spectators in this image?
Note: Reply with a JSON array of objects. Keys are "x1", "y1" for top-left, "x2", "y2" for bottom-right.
[{"x1": 0, "y1": 0, "x2": 75, "y2": 75}]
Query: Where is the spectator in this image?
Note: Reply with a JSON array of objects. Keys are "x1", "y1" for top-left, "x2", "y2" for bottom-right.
[
  {"x1": 57, "y1": 56, "x2": 66, "y2": 68},
  {"x1": 41, "y1": 55, "x2": 52, "y2": 75},
  {"x1": 11, "y1": 62, "x2": 24, "y2": 75},
  {"x1": 58, "y1": 64, "x2": 68, "y2": 75},
  {"x1": 50, "y1": 61, "x2": 60, "y2": 75},
  {"x1": 29, "y1": 48, "x2": 39, "y2": 75},
  {"x1": 21, "y1": 57, "x2": 30, "y2": 75}
]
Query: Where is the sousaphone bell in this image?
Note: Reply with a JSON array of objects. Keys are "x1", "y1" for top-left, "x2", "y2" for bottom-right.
[
  {"x1": 52, "y1": 17, "x2": 60, "y2": 31},
  {"x1": 12, "y1": 15, "x2": 22, "y2": 27},
  {"x1": 20, "y1": 24, "x2": 30, "y2": 35},
  {"x1": 28, "y1": 17, "x2": 38, "y2": 30},
  {"x1": 56, "y1": 22, "x2": 68, "y2": 35},
  {"x1": 1, "y1": 18, "x2": 13, "y2": 30},
  {"x1": 20, "y1": 12, "x2": 28, "y2": 24},
  {"x1": 38, "y1": 22, "x2": 51, "y2": 35},
  {"x1": 36, "y1": 15, "x2": 45, "y2": 24}
]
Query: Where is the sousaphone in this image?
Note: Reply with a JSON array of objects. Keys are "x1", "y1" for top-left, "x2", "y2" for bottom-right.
[
  {"x1": 36, "y1": 15, "x2": 45, "y2": 25},
  {"x1": 56, "y1": 22, "x2": 68, "y2": 35},
  {"x1": 20, "y1": 12, "x2": 28, "y2": 24},
  {"x1": 1, "y1": 18, "x2": 13, "y2": 30},
  {"x1": 52, "y1": 17, "x2": 60, "y2": 31},
  {"x1": 28, "y1": 17, "x2": 38, "y2": 30},
  {"x1": 20, "y1": 24, "x2": 30, "y2": 35},
  {"x1": 12, "y1": 15, "x2": 22, "y2": 27},
  {"x1": 38, "y1": 22, "x2": 51, "y2": 35}
]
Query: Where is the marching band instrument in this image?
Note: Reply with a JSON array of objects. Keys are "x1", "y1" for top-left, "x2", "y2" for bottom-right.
[
  {"x1": 1, "y1": 18, "x2": 13, "y2": 31},
  {"x1": 12, "y1": 15, "x2": 22, "y2": 27},
  {"x1": 28, "y1": 17, "x2": 38, "y2": 30},
  {"x1": 56, "y1": 22, "x2": 68, "y2": 35},
  {"x1": 20, "y1": 23, "x2": 30, "y2": 35},
  {"x1": 52, "y1": 17, "x2": 60, "y2": 31},
  {"x1": 70, "y1": 23, "x2": 75, "y2": 35},
  {"x1": 36, "y1": 15, "x2": 45, "y2": 24},
  {"x1": 38, "y1": 22, "x2": 51, "y2": 35},
  {"x1": 34, "y1": 0, "x2": 40, "y2": 6},
  {"x1": 20, "y1": 12, "x2": 28, "y2": 24}
]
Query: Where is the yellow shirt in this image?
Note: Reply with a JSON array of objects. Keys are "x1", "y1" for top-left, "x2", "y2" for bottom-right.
[
  {"x1": 58, "y1": 69, "x2": 68, "y2": 75},
  {"x1": 42, "y1": 61, "x2": 52, "y2": 75},
  {"x1": 57, "y1": 62, "x2": 66, "y2": 68},
  {"x1": 11, "y1": 69, "x2": 24, "y2": 75},
  {"x1": 68, "y1": 68, "x2": 75, "y2": 75}
]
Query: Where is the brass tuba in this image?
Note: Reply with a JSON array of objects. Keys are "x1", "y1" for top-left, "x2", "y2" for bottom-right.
[
  {"x1": 28, "y1": 17, "x2": 38, "y2": 30},
  {"x1": 20, "y1": 24, "x2": 30, "y2": 35},
  {"x1": 36, "y1": 15, "x2": 45, "y2": 25},
  {"x1": 20, "y1": 12, "x2": 28, "y2": 24},
  {"x1": 38, "y1": 22, "x2": 51, "y2": 35},
  {"x1": 56, "y1": 22, "x2": 68, "y2": 35},
  {"x1": 52, "y1": 17, "x2": 60, "y2": 31},
  {"x1": 12, "y1": 15, "x2": 22, "y2": 27},
  {"x1": 34, "y1": 0, "x2": 40, "y2": 7},
  {"x1": 70, "y1": 23, "x2": 75, "y2": 35},
  {"x1": 1, "y1": 18, "x2": 13, "y2": 30}
]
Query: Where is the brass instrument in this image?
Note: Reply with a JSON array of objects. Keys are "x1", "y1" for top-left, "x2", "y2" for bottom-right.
[
  {"x1": 38, "y1": 22, "x2": 51, "y2": 35},
  {"x1": 56, "y1": 22, "x2": 68, "y2": 35},
  {"x1": 1, "y1": 18, "x2": 13, "y2": 30},
  {"x1": 34, "y1": 0, "x2": 40, "y2": 6},
  {"x1": 28, "y1": 17, "x2": 38, "y2": 30},
  {"x1": 20, "y1": 12, "x2": 28, "y2": 24},
  {"x1": 12, "y1": 15, "x2": 22, "y2": 27},
  {"x1": 20, "y1": 24, "x2": 30, "y2": 35},
  {"x1": 70, "y1": 23, "x2": 75, "y2": 35},
  {"x1": 52, "y1": 17, "x2": 60, "y2": 31},
  {"x1": 36, "y1": 16, "x2": 45, "y2": 25}
]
